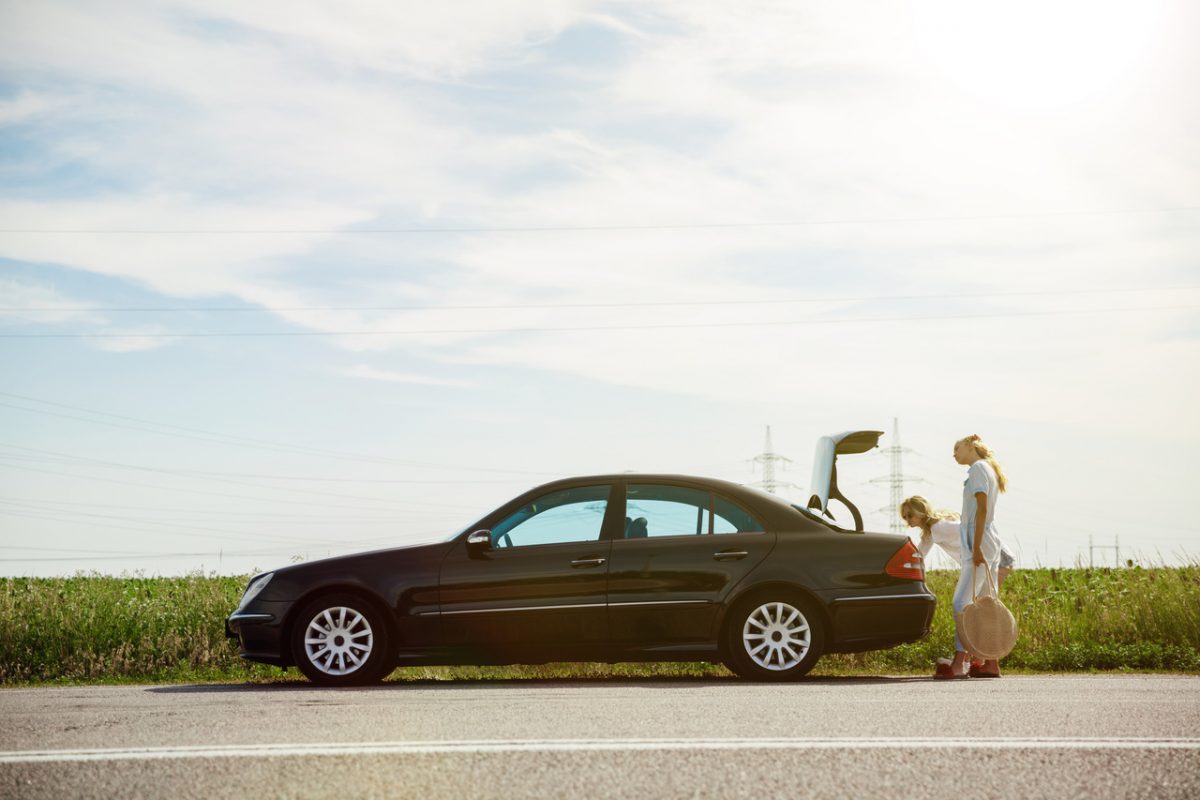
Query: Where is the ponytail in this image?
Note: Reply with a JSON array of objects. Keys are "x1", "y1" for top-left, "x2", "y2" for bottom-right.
[{"x1": 959, "y1": 434, "x2": 1008, "y2": 493}]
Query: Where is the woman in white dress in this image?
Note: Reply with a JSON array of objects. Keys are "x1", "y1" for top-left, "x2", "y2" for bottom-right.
[
  {"x1": 901, "y1": 493, "x2": 1015, "y2": 678},
  {"x1": 938, "y1": 434, "x2": 1009, "y2": 679}
]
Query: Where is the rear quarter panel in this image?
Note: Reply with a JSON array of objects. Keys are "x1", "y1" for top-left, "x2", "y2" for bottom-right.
[{"x1": 721, "y1": 525, "x2": 934, "y2": 652}]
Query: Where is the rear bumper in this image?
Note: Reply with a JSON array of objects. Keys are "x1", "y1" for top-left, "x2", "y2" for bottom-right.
[{"x1": 823, "y1": 589, "x2": 936, "y2": 653}]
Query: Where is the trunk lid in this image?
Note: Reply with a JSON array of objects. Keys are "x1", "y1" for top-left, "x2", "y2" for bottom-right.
[{"x1": 806, "y1": 429, "x2": 884, "y2": 532}]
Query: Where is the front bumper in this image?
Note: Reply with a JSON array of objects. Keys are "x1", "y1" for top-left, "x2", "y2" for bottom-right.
[{"x1": 225, "y1": 602, "x2": 291, "y2": 666}]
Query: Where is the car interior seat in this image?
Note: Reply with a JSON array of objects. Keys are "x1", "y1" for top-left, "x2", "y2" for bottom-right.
[{"x1": 627, "y1": 517, "x2": 648, "y2": 538}]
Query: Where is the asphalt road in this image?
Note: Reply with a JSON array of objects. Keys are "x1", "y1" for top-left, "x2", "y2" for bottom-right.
[{"x1": 2, "y1": 675, "x2": 1198, "y2": 799}]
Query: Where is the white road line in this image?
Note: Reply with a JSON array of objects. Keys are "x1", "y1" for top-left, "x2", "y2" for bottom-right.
[{"x1": 2, "y1": 738, "x2": 1200, "y2": 763}]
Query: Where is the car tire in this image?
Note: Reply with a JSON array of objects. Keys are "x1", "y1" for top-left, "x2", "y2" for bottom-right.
[
  {"x1": 724, "y1": 593, "x2": 824, "y2": 681},
  {"x1": 290, "y1": 593, "x2": 395, "y2": 686}
]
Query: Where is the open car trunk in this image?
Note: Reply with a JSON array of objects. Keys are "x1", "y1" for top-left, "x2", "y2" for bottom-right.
[{"x1": 806, "y1": 429, "x2": 884, "y2": 532}]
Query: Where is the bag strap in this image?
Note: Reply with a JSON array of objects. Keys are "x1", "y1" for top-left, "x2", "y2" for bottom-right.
[
  {"x1": 971, "y1": 559, "x2": 1000, "y2": 602},
  {"x1": 984, "y1": 563, "x2": 999, "y2": 597}
]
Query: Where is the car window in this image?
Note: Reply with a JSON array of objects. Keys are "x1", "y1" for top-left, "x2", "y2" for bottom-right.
[
  {"x1": 490, "y1": 485, "x2": 610, "y2": 548},
  {"x1": 626, "y1": 484, "x2": 709, "y2": 537},
  {"x1": 714, "y1": 494, "x2": 764, "y2": 533},
  {"x1": 626, "y1": 484, "x2": 763, "y2": 537}
]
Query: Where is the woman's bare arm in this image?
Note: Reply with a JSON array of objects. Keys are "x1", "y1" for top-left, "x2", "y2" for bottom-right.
[{"x1": 973, "y1": 493, "x2": 988, "y2": 566}]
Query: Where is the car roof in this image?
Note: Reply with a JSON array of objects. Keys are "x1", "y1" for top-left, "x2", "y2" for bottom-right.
[{"x1": 520, "y1": 473, "x2": 801, "y2": 512}]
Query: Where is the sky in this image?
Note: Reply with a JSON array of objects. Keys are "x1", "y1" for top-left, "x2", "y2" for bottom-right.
[{"x1": 1, "y1": 0, "x2": 1198, "y2": 576}]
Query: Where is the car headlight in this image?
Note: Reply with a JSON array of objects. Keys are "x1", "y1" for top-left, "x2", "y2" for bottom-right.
[{"x1": 237, "y1": 572, "x2": 274, "y2": 610}]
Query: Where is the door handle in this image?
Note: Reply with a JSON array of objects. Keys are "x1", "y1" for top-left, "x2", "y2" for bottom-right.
[
  {"x1": 713, "y1": 550, "x2": 749, "y2": 561},
  {"x1": 570, "y1": 558, "x2": 607, "y2": 568}
]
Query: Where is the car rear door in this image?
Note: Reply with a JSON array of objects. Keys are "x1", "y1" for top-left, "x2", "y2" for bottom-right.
[{"x1": 607, "y1": 482, "x2": 775, "y2": 646}]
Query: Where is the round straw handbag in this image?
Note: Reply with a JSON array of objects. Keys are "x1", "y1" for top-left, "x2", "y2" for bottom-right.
[{"x1": 958, "y1": 564, "x2": 1018, "y2": 660}]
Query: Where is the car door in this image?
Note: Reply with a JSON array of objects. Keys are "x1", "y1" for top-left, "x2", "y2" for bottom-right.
[
  {"x1": 437, "y1": 483, "x2": 618, "y2": 649},
  {"x1": 607, "y1": 482, "x2": 775, "y2": 645}
]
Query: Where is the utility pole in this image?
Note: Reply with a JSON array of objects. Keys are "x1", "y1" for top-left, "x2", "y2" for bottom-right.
[
  {"x1": 869, "y1": 418, "x2": 923, "y2": 533},
  {"x1": 1089, "y1": 534, "x2": 1121, "y2": 567},
  {"x1": 749, "y1": 425, "x2": 799, "y2": 495}
]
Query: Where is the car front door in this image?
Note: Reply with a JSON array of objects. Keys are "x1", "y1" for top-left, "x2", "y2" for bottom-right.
[
  {"x1": 438, "y1": 484, "x2": 618, "y2": 650},
  {"x1": 607, "y1": 482, "x2": 775, "y2": 646}
]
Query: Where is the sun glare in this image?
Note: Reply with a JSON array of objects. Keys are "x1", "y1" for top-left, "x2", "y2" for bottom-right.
[{"x1": 913, "y1": 0, "x2": 1164, "y2": 110}]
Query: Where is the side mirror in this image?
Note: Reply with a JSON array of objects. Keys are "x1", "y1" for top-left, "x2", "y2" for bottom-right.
[{"x1": 466, "y1": 529, "x2": 492, "y2": 556}]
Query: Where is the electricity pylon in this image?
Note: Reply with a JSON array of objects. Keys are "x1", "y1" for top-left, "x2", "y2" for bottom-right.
[
  {"x1": 869, "y1": 418, "x2": 924, "y2": 533},
  {"x1": 749, "y1": 425, "x2": 799, "y2": 495}
]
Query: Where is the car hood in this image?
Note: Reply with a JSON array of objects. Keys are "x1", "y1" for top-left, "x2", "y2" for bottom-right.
[
  {"x1": 806, "y1": 429, "x2": 883, "y2": 531},
  {"x1": 266, "y1": 538, "x2": 452, "y2": 580}
]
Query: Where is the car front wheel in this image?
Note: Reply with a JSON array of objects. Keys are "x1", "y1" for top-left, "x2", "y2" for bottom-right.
[
  {"x1": 724, "y1": 595, "x2": 824, "y2": 681},
  {"x1": 290, "y1": 593, "x2": 394, "y2": 686}
]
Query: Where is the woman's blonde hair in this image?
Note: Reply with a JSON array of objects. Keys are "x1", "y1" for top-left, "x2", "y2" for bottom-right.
[
  {"x1": 899, "y1": 495, "x2": 959, "y2": 533},
  {"x1": 957, "y1": 434, "x2": 1009, "y2": 493}
]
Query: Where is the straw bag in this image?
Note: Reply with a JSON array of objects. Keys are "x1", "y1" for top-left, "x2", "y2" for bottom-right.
[{"x1": 958, "y1": 565, "x2": 1018, "y2": 659}]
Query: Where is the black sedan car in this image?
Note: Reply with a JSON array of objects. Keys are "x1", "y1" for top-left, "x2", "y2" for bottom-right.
[{"x1": 227, "y1": 432, "x2": 934, "y2": 685}]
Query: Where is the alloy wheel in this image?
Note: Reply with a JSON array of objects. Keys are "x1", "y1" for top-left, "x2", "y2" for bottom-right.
[
  {"x1": 742, "y1": 601, "x2": 811, "y2": 671},
  {"x1": 303, "y1": 606, "x2": 374, "y2": 676}
]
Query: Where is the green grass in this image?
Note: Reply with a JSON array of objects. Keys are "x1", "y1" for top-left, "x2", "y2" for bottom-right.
[{"x1": 1, "y1": 566, "x2": 1197, "y2": 686}]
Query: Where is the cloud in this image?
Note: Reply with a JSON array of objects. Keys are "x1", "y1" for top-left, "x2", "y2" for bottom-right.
[
  {"x1": 0, "y1": 0, "x2": 1195, "y2": 436},
  {"x1": 87, "y1": 325, "x2": 178, "y2": 352},
  {"x1": 0, "y1": 278, "x2": 100, "y2": 325},
  {"x1": 341, "y1": 363, "x2": 471, "y2": 387}
]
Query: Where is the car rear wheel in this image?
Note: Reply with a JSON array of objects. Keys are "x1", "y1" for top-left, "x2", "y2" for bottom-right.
[
  {"x1": 290, "y1": 593, "x2": 394, "y2": 686},
  {"x1": 724, "y1": 595, "x2": 824, "y2": 681}
]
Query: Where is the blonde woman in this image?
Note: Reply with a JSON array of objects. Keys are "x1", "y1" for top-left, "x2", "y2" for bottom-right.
[
  {"x1": 937, "y1": 434, "x2": 1008, "y2": 679},
  {"x1": 900, "y1": 496, "x2": 961, "y2": 567},
  {"x1": 900, "y1": 496, "x2": 1015, "y2": 584},
  {"x1": 901, "y1": 494, "x2": 1015, "y2": 678}
]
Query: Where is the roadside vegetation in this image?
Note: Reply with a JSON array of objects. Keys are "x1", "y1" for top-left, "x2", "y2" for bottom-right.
[{"x1": 1, "y1": 566, "x2": 1197, "y2": 685}]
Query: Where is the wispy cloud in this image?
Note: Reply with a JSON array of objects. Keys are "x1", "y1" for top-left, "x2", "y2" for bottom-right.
[
  {"x1": 0, "y1": 0, "x2": 1196, "y2": 431},
  {"x1": 341, "y1": 363, "x2": 472, "y2": 387}
]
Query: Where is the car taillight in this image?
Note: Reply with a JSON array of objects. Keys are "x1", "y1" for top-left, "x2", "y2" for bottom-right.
[{"x1": 885, "y1": 540, "x2": 925, "y2": 581}]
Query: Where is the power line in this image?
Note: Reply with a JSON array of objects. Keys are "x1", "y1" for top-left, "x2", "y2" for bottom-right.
[
  {"x1": 0, "y1": 443, "x2": 522, "y2": 493},
  {"x1": 906, "y1": 448, "x2": 1200, "y2": 534},
  {"x1": 0, "y1": 504, "x2": 366, "y2": 547},
  {"x1": 0, "y1": 462, "x2": 468, "y2": 513},
  {"x1": 0, "y1": 504, "x2": 428, "y2": 552},
  {"x1": 0, "y1": 553, "x2": 231, "y2": 562},
  {"x1": 0, "y1": 542, "x2": 373, "y2": 562},
  {"x1": 0, "y1": 544, "x2": 162, "y2": 555},
  {"x1": 1, "y1": 205, "x2": 1196, "y2": 234},
  {"x1": 0, "y1": 494, "x2": 432, "y2": 520},
  {"x1": 2, "y1": 304, "x2": 1196, "y2": 338},
  {"x1": 0, "y1": 391, "x2": 560, "y2": 477},
  {"x1": 0, "y1": 496, "x2": 449, "y2": 534},
  {"x1": 6, "y1": 285, "x2": 1196, "y2": 313},
  {"x1": 0, "y1": 447, "x2": 474, "y2": 511}
]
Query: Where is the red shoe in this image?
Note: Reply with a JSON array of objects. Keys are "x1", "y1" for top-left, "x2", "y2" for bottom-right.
[
  {"x1": 968, "y1": 664, "x2": 1002, "y2": 678},
  {"x1": 933, "y1": 659, "x2": 968, "y2": 680}
]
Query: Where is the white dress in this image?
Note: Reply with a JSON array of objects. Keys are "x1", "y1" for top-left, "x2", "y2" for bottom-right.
[
  {"x1": 917, "y1": 519, "x2": 965, "y2": 565},
  {"x1": 916, "y1": 517, "x2": 1013, "y2": 567}
]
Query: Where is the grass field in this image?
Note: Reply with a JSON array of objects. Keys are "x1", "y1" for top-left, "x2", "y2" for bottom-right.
[{"x1": 1, "y1": 566, "x2": 1197, "y2": 685}]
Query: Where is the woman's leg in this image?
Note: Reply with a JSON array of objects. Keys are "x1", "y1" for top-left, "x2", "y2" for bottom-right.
[{"x1": 949, "y1": 560, "x2": 975, "y2": 674}]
